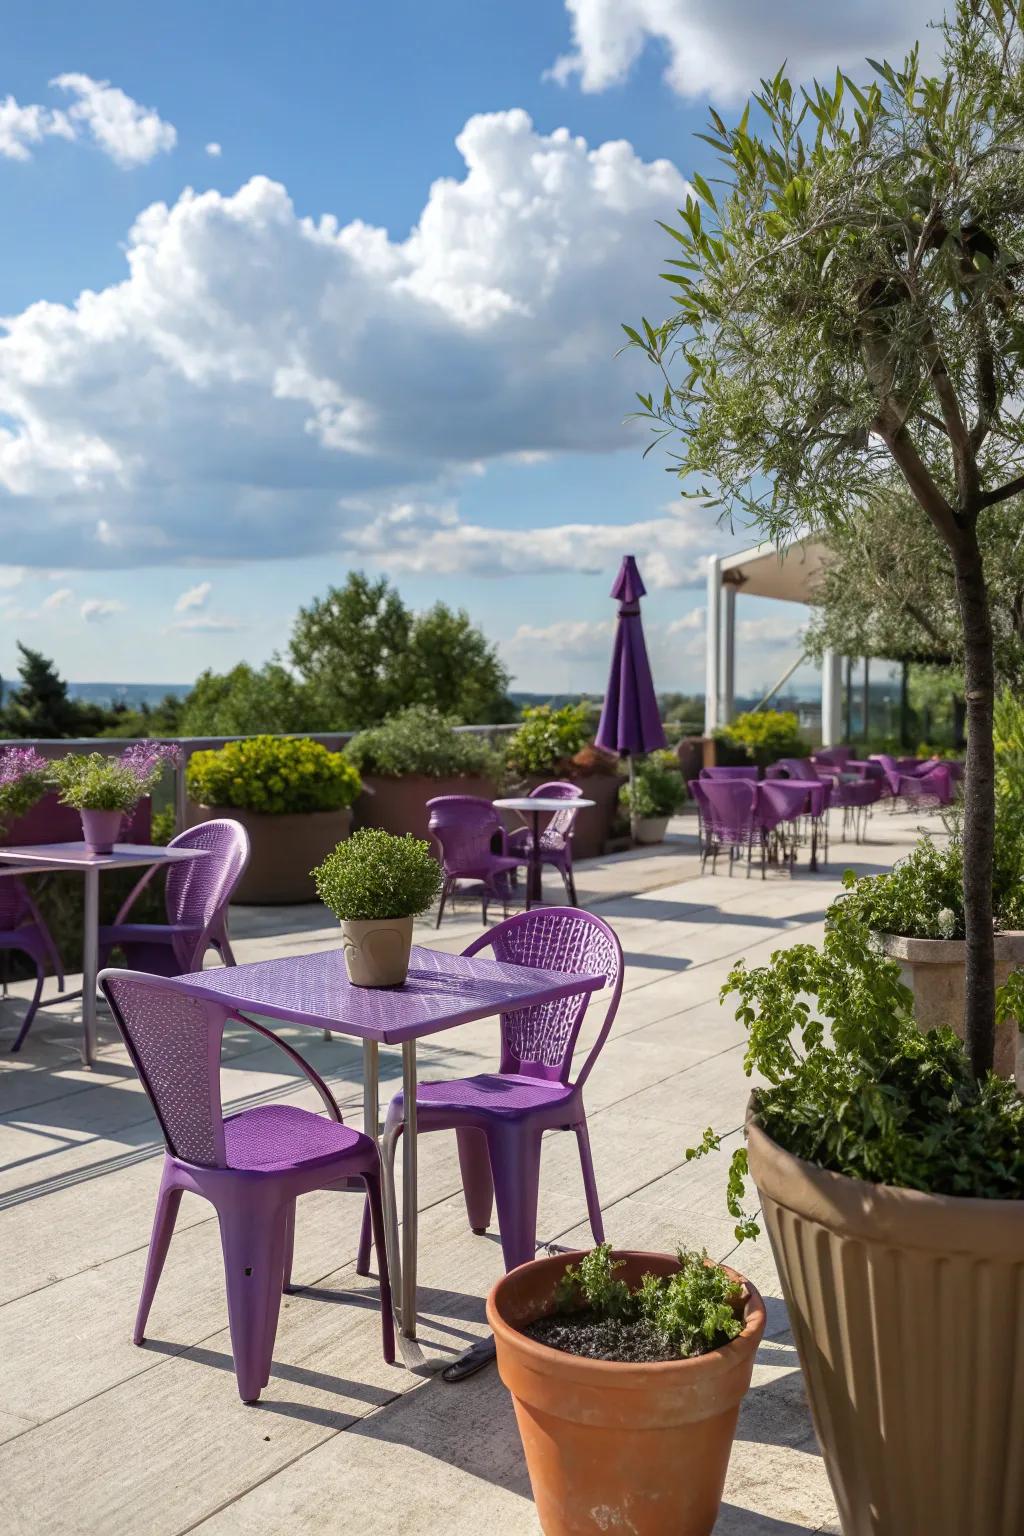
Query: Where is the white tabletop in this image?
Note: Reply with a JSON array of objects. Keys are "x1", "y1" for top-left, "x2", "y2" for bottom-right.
[{"x1": 493, "y1": 797, "x2": 595, "y2": 813}]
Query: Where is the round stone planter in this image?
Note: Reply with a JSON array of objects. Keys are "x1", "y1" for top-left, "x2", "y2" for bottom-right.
[
  {"x1": 747, "y1": 1114, "x2": 1024, "y2": 1536},
  {"x1": 339, "y1": 914, "x2": 414, "y2": 987},
  {"x1": 876, "y1": 929, "x2": 1024, "y2": 1080},
  {"x1": 633, "y1": 815, "x2": 670, "y2": 845},
  {"x1": 487, "y1": 1249, "x2": 765, "y2": 1536},
  {"x1": 354, "y1": 774, "x2": 498, "y2": 845},
  {"x1": 192, "y1": 805, "x2": 353, "y2": 904}
]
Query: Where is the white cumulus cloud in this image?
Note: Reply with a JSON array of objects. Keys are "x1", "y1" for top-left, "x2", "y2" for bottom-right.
[
  {"x1": 174, "y1": 579, "x2": 211, "y2": 613},
  {"x1": 42, "y1": 586, "x2": 74, "y2": 610},
  {"x1": 80, "y1": 597, "x2": 124, "y2": 621},
  {"x1": 551, "y1": 0, "x2": 938, "y2": 103},
  {"x1": 0, "y1": 111, "x2": 690, "y2": 568},
  {"x1": 205, "y1": 141, "x2": 222, "y2": 157},
  {"x1": 51, "y1": 73, "x2": 177, "y2": 167},
  {"x1": 0, "y1": 96, "x2": 74, "y2": 161},
  {"x1": 166, "y1": 613, "x2": 244, "y2": 633}
]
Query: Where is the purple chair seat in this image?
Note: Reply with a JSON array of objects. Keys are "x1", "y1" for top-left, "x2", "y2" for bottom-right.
[
  {"x1": 392, "y1": 1072, "x2": 577, "y2": 1123},
  {"x1": 223, "y1": 1104, "x2": 365, "y2": 1172}
]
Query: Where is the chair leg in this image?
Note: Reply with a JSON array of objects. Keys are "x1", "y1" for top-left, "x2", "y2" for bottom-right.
[
  {"x1": 356, "y1": 1195, "x2": 373, "y2": 1276},
  {"x1": 217, "y1": 1198, "x2": 289, "y2": 1403},
  {"x1": 456, "y1": 1127, "x2": 494, "y2": 1234},
  {"x1": 487, "y1": 1126, "x2": 544, "y2": 1272},
  {"x1": 574, "y1": 1119, "x2": 604, "y2": 1245},
  {"x1": 10, "y1": 961, "x2": 45, "y2": 1053},
  {"x1": 362, "y1": 1170, "x2": 396, "y2": 1365},
  {"x1": 282, "y1": 1200, "x2": 296, "y2": 1293},
  {"x1": 134, "y1": 1163, "x2": 183, "y2": 1344},
  {"x1": 435, "y1": 878, "x2": 451, "y2": 929},
  {"x1": 566, "y1": 862, "x2": 578, "y2": 906}
]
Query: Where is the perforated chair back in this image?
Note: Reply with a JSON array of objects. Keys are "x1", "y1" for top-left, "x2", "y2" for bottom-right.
[
  {"x1": 427, "y1": 796, "x2": 507, "y2": 877},
  {"x1": 463, "y1": 907, "x2": 622, "y2": 1086},
  {"x1": 165, "y1": 819, "x2": 249, "y2": 939},
  {"x1": 528, "y1": 781, "x2": 582, "y2": 846}
]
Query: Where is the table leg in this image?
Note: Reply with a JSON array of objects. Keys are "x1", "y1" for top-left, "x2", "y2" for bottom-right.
[
  {"x1": 401, "y1": 1038, "x2": 418, "y2": 1340},
  {"x1": 82, "y1": 867, "x2": 99, "y2": 1068},
  {"x1": 526, "y1": 810, "x2": 543, "y2": 908}
]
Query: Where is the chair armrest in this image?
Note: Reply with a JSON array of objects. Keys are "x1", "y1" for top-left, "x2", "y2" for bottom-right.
[{"x1": 233, "y1": 1013, "x2": 343, "y2": 1121}]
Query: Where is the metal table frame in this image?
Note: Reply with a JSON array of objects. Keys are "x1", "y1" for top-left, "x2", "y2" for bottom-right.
[
  {"x1": 170, "y1": 944, "x2": 602, "y2": 1370},
  {"x1": 0, "y1": 841, "x2": 211, "y2": 1066},
  {"x1": 493, "y1": 796, "x2": 594, "y2": 908}
]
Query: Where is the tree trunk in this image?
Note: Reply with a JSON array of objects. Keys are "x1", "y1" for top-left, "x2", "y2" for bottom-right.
[{"x1": 950, "y1": 522, "x2": 997, "y2": 1078}]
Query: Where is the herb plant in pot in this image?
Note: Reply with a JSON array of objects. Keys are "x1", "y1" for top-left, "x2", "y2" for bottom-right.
[
  {"x1": 50, "y1": 745, "x2": 177, "y2": 854},
  {"x1": 187, "y1": 736, "x2": 361, "y2": 904},
  {"x1": 487, "y1": 1243, "x2": 765, "y2": 1536},
  {"x1": 691, "y1": 892, "x2": 1024, "y2": 1536},
  {"x1": 620, "y1": 750, "x2": 687, "y2": 844},
  {"x1": 312, "y1": 827, "x2": 442, "y2": 987}
]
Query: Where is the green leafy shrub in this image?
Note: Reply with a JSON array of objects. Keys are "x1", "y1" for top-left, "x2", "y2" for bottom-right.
[
  {"x1": 714, "y1": 710, "x2": 807, "y2": 768},
  {"x1": 50, "y1": 744, "x2": 177, "y2": 812},
  {"x1": 187, "y1": 736, "x2": 361, "y2": 815},
  {"x1": 505, "y1": 704, "x2": 592, "y2": 776},
  {"x1": 552, "y1": 1243, "x2": 743, "y2": 1360},
  {"x1": 620, "y1": 750, "x2": 687, "y2": 818},
  {"x1": 312, "y1": 827, "x2": 442, "y2": 921},
  {"x1": 689, "y1": 893, "x2": 1024, "y2": 1241},
  {"x1": 346, "y1": 706, "x2": 496, "y2": 779}
]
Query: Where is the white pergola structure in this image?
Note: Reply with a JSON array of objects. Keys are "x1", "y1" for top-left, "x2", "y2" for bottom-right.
[{"x1": 704, "y1": 534, "x2": 845, "y2": 745}]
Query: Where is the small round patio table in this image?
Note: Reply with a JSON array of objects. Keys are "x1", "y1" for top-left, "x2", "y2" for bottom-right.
[{"x1": 493, "y1": 796, "x2": 595, "y2": 909}]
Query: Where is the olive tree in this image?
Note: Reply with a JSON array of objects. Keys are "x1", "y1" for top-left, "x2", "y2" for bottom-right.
[{"x1": 630, "y1": 0, "x2": 1024, "y2": 1075}]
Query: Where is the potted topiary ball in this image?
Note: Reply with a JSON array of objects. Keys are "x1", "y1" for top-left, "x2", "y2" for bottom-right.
[
  {"x1": 487, "y1": 1243, "x2": 765, "y2": 1536},
  {"x1": 312, "y1": 827, "x2": 442, "y2": 987}
]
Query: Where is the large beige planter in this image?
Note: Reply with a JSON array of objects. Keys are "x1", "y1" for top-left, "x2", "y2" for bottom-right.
[
  {"x1": 354, "y1": 775, "x2": 498, "y2": 844},
  {"x1": 192, "y1": 805, "x2": 352, "y2": 904},
  {"x1": 877, "y1": 930, "x2": 1024, "y2": 1080},
  {"x1": 747, "y1": 1115, "x2": 1024, "y2": 1536}
]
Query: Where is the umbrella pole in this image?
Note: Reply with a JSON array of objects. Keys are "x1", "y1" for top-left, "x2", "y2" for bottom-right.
[{"x1": 628, "y1": 753, "x2": 638, "y2": 845}]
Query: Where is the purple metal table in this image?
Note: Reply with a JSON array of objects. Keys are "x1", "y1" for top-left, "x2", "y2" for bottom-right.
[
  {"x1": 173, "y1": 943, "x2": 603, "y2": 1366},
  {"x1": 493, "y1": 796, "x2": 594, "y2": 907},
  {"x1": 0, "y1": 841, "x2": 210, "y2": 1067}
]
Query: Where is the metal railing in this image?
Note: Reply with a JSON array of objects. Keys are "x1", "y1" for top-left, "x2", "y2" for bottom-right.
[{"x1": 6, "y1": 724, "x2": 520, "y2": 834}]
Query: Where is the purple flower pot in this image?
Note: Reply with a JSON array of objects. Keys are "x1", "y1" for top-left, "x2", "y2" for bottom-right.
[{"x1": 80, "y1": 808, "x2": 124, "y2": 855}]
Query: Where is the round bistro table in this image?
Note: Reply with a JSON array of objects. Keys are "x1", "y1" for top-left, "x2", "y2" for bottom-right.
[{"x1": 492, "y1": 796, "x2": 595, "y2": 908}]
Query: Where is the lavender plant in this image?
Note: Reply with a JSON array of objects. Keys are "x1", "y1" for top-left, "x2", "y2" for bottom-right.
[{"x1": 0, "y1": 746, "x2": 50, "y2": 830}]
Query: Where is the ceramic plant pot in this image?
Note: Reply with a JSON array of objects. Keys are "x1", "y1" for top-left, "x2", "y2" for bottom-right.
[
  {"x1": 633, "y1": 815, "x2": 670, "y2": 845},
  {"x1": 79, "y1": 808, "x2": 124, "y2": 855},
  {"x1": 487, "y1": 1249, "x2": 765, "y2": 1536},
  {"x1": 747, "y1": 1114, "x2": 1024, "y2": 1535},
  {"x1": 339, "y1": 914, "x2": 414, "y2": 987},
  {"x1": 876, "y1": 929, "x2": 1024, "y2": 1081}
]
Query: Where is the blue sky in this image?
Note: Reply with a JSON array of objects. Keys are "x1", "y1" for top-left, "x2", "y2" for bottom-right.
[{"x1": 0, "y1": 0, "x2": 936, "y2": 695}]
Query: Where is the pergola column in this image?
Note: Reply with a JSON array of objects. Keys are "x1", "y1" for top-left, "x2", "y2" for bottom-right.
[
  {"x1": 720, "y1": 583, "x2": 736, "y2": 724},
  {"x1": 704, "y1": 557, "x2": 721, "y2": 735},
  {"x1": 821, "y1": 648, "x2": 843, "y2": 746}
]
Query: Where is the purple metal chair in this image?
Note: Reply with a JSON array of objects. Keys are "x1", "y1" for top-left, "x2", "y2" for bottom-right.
[
  {"x1": 356, "y1": 907, "x2": 623, "y2": 1276},
  {"x1": 2, "y1": 879, "x2": 65, "y2": 1052},
  {"x1": 812, "y1": 746, "x2": 855, "y2": 773},
  {"x1": 830, "y1": 775, "x2": 882, "y2": 842},
  {"x1": 871, "y1": 754, "x2": 956, "y2": 810},
  {"x1": 428, "y1": 796, "x2": 520, "y2": 927},
  {"x1": 689, "y1": 777, "x2": 759, "y2": 875},
  {"x1": 99, "y1": 968, "x2": 394, "y2": 1403},
  {"x1": 505, "y1": 781, "x2": 582, "y2": 905},
  {"x1": 98, "y1": 819, "x2": 249, "y2": 977}
]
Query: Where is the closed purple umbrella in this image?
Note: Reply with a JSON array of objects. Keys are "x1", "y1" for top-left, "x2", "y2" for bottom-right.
[{"x1": 595, "y1": 555, "x2": 666, "y2": 839}]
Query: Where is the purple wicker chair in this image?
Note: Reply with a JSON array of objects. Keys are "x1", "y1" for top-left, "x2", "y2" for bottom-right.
[
  {"x1": 699, "y1": 765, "x2": 760, "y2": 780},
  {"x1": 505, "y1": 781, "x2": 582, "y2": 905},
  {"x1": 99, "y1": 968, "x2": 394, "y2": 1402},
  {"x1": 356, "y1": 907, "x2": 623, "y2": 1277},
  {"x1": 2, "y1": 879, "x2": 65, "y2": 1052},
  {"x1": 689, "y1": 777, "x2": 759, "y2": 875},
  {"x1": 428, "y1": 796, "x2": 520, "y2": 927},
  {"x1": 98, "y1": 819, "x2": 249, "y2": 978},
  {"x1": 812, "y1": 746, "x2": 855, "y2": 773},
  {"x1": 871, "y1": 754, "x2": 956, "y2": 810}
]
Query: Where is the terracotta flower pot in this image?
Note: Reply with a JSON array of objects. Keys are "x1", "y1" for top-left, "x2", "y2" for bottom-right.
[
  {"x1": 747, "y1": 1113, "x2": 1024, "y2": 1536},
  {"x1": 339, "y1": 914, "x2": 414, "y2": 987},
  {"x1": 876, "y1": 929, "x2": 1024, "y2": 1080},
  {"x1": 486, "y1": 1249, "x2": 765, "y2": 1536},
  {"x1": 79, "y1": 808, "x2": 124, "y2": 855}
]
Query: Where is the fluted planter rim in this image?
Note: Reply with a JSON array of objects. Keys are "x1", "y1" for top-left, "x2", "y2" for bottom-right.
[{"x1": 745, "y1": 1098, "x2": 1024, "y2": 1255}]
